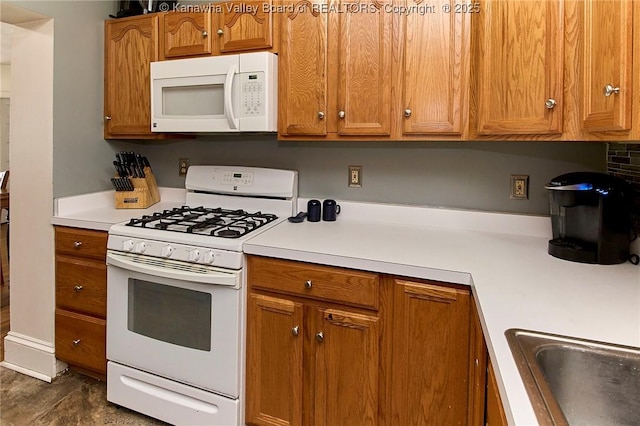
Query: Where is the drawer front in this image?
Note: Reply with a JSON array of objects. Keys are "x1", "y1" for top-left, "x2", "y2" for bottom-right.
[
  {"x1": 55, "y1": 226, "x2": 107, "y2": 261},
  {"x1": 55, "y1": 309, "x2": 106, "y2": 375},
  {"x1": 248, "y1": 256, "x2": 379, "y2": 309},
  {"x1": 56, "y1": 256, "x2": 106, "y2": 318}
]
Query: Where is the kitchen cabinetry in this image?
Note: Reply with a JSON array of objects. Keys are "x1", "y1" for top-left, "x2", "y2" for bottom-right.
[
  {"x1": 216, "y1": 0, "x2": 276, "y2": 53},
  {"x1": 389, "y1": 277, "x2": 485, "y2": 425},
  {"x1": 160, "y1": 10, "x2": 214, "y2": 59},
  {"x1": 278, "y1": 0, "x2": 392, "y2": 138},
  {"x1": 486, "y1": 359, "x2": 508, "y2": 426},
  {"x1": 54, "y1": 226, "x2": 107, "y2": 379},
  {"x1": 104, "y1": 14, "x2": 160, "y2": 139},
  {"x1": 246, "y1": 256, "x2": 385, "y2": 426},
  {"x1": 472, "y1": 0, "x2": 565, "y2": 138},
  {"x1": 159, "y1": 1, "x2": 277, "y2": 60},
  {"x1": 581, "y1": 0, "x2": 634, "y2": 136},
  {"x1": 246, "y1": 255, "x2": 487, "y2": 425},
  {"x1": 394, "y1": 0, "x2": 471, "y2": 137}
]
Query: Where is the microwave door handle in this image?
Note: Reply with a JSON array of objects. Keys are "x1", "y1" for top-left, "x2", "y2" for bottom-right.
[{"x1": 224, "y1": 64, "x2": 239, "y2": 130}]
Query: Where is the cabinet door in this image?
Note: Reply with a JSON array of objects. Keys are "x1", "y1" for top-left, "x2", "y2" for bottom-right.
[
  {"x1": 399, "y1": 0, "x2": 470, "y2": 135},
  {"x1": 278, "y1": 0, "x2": 328, "y2": 136},
  {"x1": 55, "y1": 309, "x2": 106, "y2": 375},
  {"x1": 582, "y1": 0, "x2": 633, "y2": 132},
  {"x1": 475, "y1": 0, "x2": 563, "y2": 135},
  {"x1": 486, "y1": 360, "x2": 508, "y2": 426},
  {"x1": 246, "y1": 293, "x2": 304, "y2": 426},
  {"x1": 217, "y1": 0, "x2": 274, "y2": 53},
  {"x1": 391, "y1": 279, "x2": 471, "y2": 425},
  {"x1": 104, "y1": 15, "x2": 159, "y2": 138},
  {"x1": 311, "y1": 307, "x2": 379, "y2": 426},
  {"x1": 56, "y1": 256, "x2": 107, "y2": 318},
  {"x1": 161, "y1": 11, "x2": 214, "y2": 59},
  {"x1": 337, "y1": 0, "x2": 392, "y2": 136}
]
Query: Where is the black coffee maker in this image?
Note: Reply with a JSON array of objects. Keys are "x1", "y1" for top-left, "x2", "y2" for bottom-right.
[{"x1": 545, "y1": 172, "x2": 632, "y2": 264}]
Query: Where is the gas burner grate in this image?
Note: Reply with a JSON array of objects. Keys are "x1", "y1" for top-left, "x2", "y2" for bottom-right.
[{"x1": 126, "y1": 206, "x2": 278, "y2": 238}]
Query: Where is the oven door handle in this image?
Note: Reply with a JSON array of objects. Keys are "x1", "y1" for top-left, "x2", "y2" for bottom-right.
[{"x1": 106, "y1": 252, "x2": 239, "y2": 286}]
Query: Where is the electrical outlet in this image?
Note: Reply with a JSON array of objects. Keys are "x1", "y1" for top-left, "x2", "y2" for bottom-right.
[
  {"x1": 349, "y1": 166, "x2": 362, "y2": 188},
  {"x1": 179, "y1": 158, "x2": 190, "y2": 177},
  {"x1": 510, "y1": 174, "x2": 529, "y2": 200}
]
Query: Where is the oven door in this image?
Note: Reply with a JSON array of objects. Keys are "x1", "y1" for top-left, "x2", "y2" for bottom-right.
[{"x1": 106, "y1": 251, "x2": 242, "y2": 398}]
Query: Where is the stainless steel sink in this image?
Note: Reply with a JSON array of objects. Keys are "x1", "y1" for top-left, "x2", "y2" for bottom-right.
[{"x1": 506, "y1": 329, "x2": 640, "y2": 425}]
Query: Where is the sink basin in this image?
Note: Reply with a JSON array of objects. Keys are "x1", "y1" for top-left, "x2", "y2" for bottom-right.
[{"x1": 506, "y1": 329, "x2": 640, "y2": 425}]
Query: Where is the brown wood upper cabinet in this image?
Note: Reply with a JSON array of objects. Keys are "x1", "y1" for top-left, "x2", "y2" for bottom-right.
[
  {"x1": 278, "y1": 0, "x2": 392, "y2": 139},
  {"x1": 395, "y1": 0, "x2": 471, "y2": 137},
  {"x1": 581, "y1": 0, "x2": 634, "y2": 135},
  {"x1": 161, "y1": 10, "x2": 214, "y2": 59},
  {"x1": 279, "y1": 0, "x2": 471, "y2": 140},
  {"x1": 159, "y1": 1, "x2": 276, "y2": 60},
  {"x1": 217, "y1": 0, "x2": 275, "y2": 53},
  {"x1": 104, "y1": 14, "x2": 159, "y2": 139},
  {"x1": 472, "y1": 0, "x2": 564, "y2": 137}
]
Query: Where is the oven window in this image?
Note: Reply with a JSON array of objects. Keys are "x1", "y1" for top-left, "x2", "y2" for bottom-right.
[{"x1": 127, "y1": 279, "x2": 212, "y2": 351}]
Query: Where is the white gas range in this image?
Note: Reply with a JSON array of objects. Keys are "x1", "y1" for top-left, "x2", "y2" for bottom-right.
[{"x1": 106, "y1": 166, "x2": 297, "y2": 425}]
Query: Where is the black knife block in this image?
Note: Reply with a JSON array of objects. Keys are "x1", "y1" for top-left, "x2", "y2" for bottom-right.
[{"x1": 114, "y1": 167, "x2": 160, "y2": 209}]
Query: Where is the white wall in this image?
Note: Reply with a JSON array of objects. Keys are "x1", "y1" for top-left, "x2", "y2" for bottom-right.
[
  {"x1": 0, "y1": 64, "x2": 10, "y2": 96},
  {"x1": 1, "y1": 16, "x2": 60, "y2": 380}
]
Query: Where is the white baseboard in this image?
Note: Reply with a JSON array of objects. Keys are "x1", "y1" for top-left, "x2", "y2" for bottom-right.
[{"x1": 2, "y1": 331, "x2": 66, "y2": 381}]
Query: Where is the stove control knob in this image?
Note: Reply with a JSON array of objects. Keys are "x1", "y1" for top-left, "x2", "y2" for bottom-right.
[
  {"x1": 161, "y1": 245, "x2": 174, "y2": 258},
  {"x1": 205, "y1": 251, "x2": 216, "y2": 264},
  {"x1": 123, "y1": 240, "x2": 135, "y2": 252},
  {"x1": 189, "y1": 249, "x2": 201, "y2": 262},
  {"x1": 134, "y1": 242, "x2": 147, "y2": 253}
]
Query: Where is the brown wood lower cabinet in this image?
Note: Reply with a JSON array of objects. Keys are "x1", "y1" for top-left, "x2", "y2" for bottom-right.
[
  {"x1": 55, "y1": 309, "x2": 106, "y2": 375},
  {"x1": 246, "y1": 256, "x2": 383, "y2": 426},
  {"x1": 54, "y1": 226, "x2": 107, "y2": 379},
  {"x1": 245, "y1": 255, "x2": 486, "y2": 426},
  {"x1": 486, "y1": 359, "x2": 508, "y2": 426}
]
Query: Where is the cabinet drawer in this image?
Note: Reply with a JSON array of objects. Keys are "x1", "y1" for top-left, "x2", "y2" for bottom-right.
[
  {"x1": 56, "y1": 256, "x2": 106, "y2": 318},
  {"x1": 55, "y1": 309, "x2": 106, "y2": 375},
  {"x1": 248, "y1": 256, "x2": 379, "y2": 310},
  {"x1": 55, "y1": 227, "x2": 107, "y2": 261}
]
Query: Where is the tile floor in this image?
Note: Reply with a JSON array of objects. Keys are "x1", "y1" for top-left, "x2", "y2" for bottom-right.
[{"x1": 0, "y1": 367, "x2": 168, "y2": 425}]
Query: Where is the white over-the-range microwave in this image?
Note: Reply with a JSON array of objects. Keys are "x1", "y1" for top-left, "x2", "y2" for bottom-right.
[{"x1": 150, "y1": 52, "x2": 277, "y2": 133}]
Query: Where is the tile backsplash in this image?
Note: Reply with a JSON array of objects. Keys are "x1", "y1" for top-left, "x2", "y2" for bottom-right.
[{"x1": 607, "y1": 143, "x2": 640, "y2": 235}]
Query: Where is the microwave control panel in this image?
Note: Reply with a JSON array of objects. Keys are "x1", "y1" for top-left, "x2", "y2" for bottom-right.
[{"x1": 240, "y1": 72, "x2": 265, "y2": 117}]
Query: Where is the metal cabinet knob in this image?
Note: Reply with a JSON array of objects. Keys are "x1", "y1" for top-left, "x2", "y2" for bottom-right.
[
  {"x1": 338, "y1": 110, "x2": 345, "y2": 119},
  {"x1": 545, "y1": 99, "x2": 557, "y2": 109},
  {"x1": 73, "y1": 241, "x2": 82, "y2": 248},
  {"x1": 104, "y1": 116, "x2": 112, "y2": 121},
  {"x1": 304, "y1": 280, "x2": 312, "y2": 289},
  {"x1": 603, "y1": 84, "x2": 621, "y2": 97},
  {"x1": 318, "y1": 111, "x2": 325, "y2": 119},
  {"x1": 202, "y1": 30, "x2": 208, "y2": 37},
  {"x1": 292, "y1": 326, "x2": 299, "y2": 336},
  {"x1": 404, "y1": 109, "x2": 412, "y2": 117},
  {"x1": 74, "y1": 285, "x2": 83, "y2": 292},
  {"x1": 72, "y1": 339, "x2": 81, "y2": 346},
  {"x1": 217, "y1": 29, "x2": 224, "y2": 36},
  {"x1": 316, "y1": 332, "x2": 324, "y2": 342}
]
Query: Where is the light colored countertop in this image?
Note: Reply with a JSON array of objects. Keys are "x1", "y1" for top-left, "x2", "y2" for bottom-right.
[
  {"x1": 51, "y1": 193, "x2": 640, "y2": 425},
  {"x1": 51, "y1": 188, "x2": 186, "y2": 231}
]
